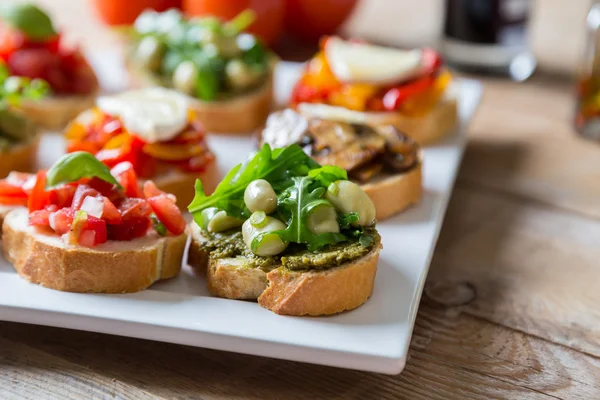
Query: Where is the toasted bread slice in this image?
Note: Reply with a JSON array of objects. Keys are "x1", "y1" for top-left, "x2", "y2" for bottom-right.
[
  {"x1": 2, "y1": 208, "x2": 187, "y2": 293},
  {"x1": 125, "y1": 59, "x2": 274, "y2": 133},
  {"x1": 297, "y1": 98, "x2": 458, "y2": 145},
  {"x1": 189, "y1": 224, "x2": 382, "y2": 316},
  {"x1": 152, "y1": 162, "x2": 219, "y2": 209},
  {"x1": 0, "y1": 138, "x2": 39, "y2": 179},
  {"x1": 0, "y1": 204, "x2": 19, "y2": 239},
  {"x1": 19, "y1": 92, "x2": 98, "y2": 131},
  {"x1": 360, "y1": 162, "x2": 422, "y2": 220}
]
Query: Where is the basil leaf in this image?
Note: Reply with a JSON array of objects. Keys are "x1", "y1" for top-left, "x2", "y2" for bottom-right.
[
  {"x1": 272, "y1": 176, "x2": 346, "y2": 251},
  {"x1": 189, "y1": 144, "x2": 320, "y2": 226},
  {"x1": 308, "y1": 165, "x2": 348, "y2": 188},
  {"x1": 46, "y1": 152, "x2": 122, "y2": 189},
  {"x1": 151, "y1": 215, "x2": 167, "y2": 236},
  {"x1": 1, "y1": 4, "x2": 57, "y2": 41}
]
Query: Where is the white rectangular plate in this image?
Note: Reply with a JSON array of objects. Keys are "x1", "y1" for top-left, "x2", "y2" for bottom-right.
[{"x1": 0, "y1": 54, "x2": 482, "y2": 375}]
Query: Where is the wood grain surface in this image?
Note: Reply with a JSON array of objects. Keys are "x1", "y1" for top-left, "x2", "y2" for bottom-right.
[{"x1": 2, "y1": 1, "x2": 600, "y2": 399}]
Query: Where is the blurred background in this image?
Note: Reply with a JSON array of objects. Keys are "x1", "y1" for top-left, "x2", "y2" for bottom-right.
[{"x1": 10, "y1": 0, "x2": 590, "y2": 76}]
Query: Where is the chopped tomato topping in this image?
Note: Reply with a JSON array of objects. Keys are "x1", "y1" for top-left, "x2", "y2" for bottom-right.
[
  {"x1": 107, "y1": 216, "x2": 150, "y2": 241},
  {"x1": 71, "y1": 184, "x2": 99, "y2": 210},
  {"x1": 111, "y1": 162, "x2": 143, "y2": 198},
  {"x1": 147, "y1": 195, "x2": 186, "y2": 235},
  {"x1": 142, "y1": 181, "x2": 176, "y2": 204},
  {"x1": 29, "y1": 205, "x2": 58, "y2": 227},
  {"x1": 28, "y1": 170, "x2": 49, "y2": 212},
  {"x1": 49, "y1": 207, "x2": 75, "y2": 235}
]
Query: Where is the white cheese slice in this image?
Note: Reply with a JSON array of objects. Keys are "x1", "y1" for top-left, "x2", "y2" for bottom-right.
[
  {"x1": 324, "y1": 37, "x2": 424, "y2": 86},
  {"x1": 96, "y1": 87, "x2": 189, "y2": 143}
]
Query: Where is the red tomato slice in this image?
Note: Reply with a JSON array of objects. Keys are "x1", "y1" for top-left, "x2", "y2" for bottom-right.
[
  {"x1": 99, "y1": 196, "x2": 122, "y2": 225},
  {"x1": 28, "y1": 170, "x2": 49, "y2": 212},
  {"x1": 49, "y1": 184, "x2": 77, "y2": 209},
  {"x1": 84, "y1": 214, "x2": 108, "y2": 245},
  {"x1": 0, "y1": 23, "x2": 25, "y2": 60},
  {"x1": 148, "y1": 195, "x2": 186, "y2": 235},
  {"x1": 142, "y1": 181, "x2": 166, "y2": 199},
  {"x1": 117, "y1": 197, "x2": 153, "y2": 219},
  {"x1": 0, "y1": 196, "x2": 28, "y2": 206},
  {"x1": 28, "y1": 205, "x2": 58, "y2": 227},
  {"x1": 111, "y1": 162, "x2": 143, "y2": 198}
]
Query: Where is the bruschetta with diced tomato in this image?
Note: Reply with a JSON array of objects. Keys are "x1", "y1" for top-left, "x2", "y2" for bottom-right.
[
  {"x1": 0, "y1": 152, "x2": 187, "y2": 293},
  {"x1": 0, "y1": 4, "x2": 99, "y2": 129},
  {"x1": 63, "y1": 87, "x2": 219, "y2": 209}
]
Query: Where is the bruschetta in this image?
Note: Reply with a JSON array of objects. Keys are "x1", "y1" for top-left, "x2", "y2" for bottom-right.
[
  {"x1": 0, "y1": 62, "x2": 49, "y2": 179},
  {"x1": 0, "y1": 4, "x2": 99, "y2": 129},
  {"x1": 0, "y1": 152, "x2": 187, "y2": 293},
  {"x1": 187, "y1": 144, "x2": 382, "y2": 316},
  {"x1": 125, "y1": 9, "x2": 277, "y2": 133},
  {"x1": 291, "y1": 36, "x2": 457, "y2": 145},
  {"x1": 260, "y1": 109, "x2": 422, "y2": 220},
  {"x1": 64, "y1": 87, "x2": 218, "y2": 209}
]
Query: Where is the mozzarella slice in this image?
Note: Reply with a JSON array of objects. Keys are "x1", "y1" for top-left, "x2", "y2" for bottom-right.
[
  {"x1": 96, "y1": 87, "x2": 189, "y2": 143},
  {"x1": 324, "y1": 37, "x2": 424, "y2": 85}
]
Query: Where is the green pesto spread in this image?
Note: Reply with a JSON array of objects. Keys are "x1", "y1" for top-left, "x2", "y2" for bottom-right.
[{"x1": 201, "y1": 229, "x2": 380, "y2": 272}]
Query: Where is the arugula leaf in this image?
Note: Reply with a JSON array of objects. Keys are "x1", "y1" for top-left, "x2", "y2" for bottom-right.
[
  {"x1": 338, "y1": 212, "x2": 359, "y2": 229},
  {"x1": 188, "y1": 144, "x2": 320, "y2": 225},
  {"x1": 1, "y1": 4, "x2": 57, "y2": 41},
  {"x1": 46, "y1": 152, "x2": 121, "y2": 189},
  {"x1": 267, "y1": 176, "x2": 346, "y2": 252},
  {"x1": 308, "y1": 165, "x2": 348, "y2": 188}
]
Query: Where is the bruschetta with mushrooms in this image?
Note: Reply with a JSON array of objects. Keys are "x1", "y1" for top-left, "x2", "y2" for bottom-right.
[
  {"x1": 291, "y1": 36, "x2": 456, "y2": 145},
  {"x1": 260, "y1": 109, "x2": 422, "y2": 220},
  {"x1": 1, "y1": 152, "x2": 187, "y2": 293},
  {"x1": 187, "y1": 144, "x2": 382, "y2": 316}
]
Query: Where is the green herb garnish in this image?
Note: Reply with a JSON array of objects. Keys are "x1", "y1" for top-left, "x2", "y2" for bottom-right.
[
  {"x1": 1, "y1": 3, "x2": 57, "y2": 41},
  {"x1": 151, "y1": 215, "x2": 167, "y2": 236},
  {"x1": 188, "y1": 144, "x2": 319, "y2": 226},
  {"x1": 46, "y1": 152, "x2": 122, "y2": 189}
]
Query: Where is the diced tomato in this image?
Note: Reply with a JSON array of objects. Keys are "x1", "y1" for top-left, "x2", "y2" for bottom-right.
[
  {"x1": 290, "y1": 82, "x2": 333, "y2": 105},
  {"x1": 107, "y1": 216, "x2": 150, "y2": 241},
  {"x1": 29, "y1": 205, "x2": 58, "y2": 227},
  {"x1": 0, "y1": 181, "x2": 28, "y2": 198},
  {"x1": 50, "y1": 207, "x2": 75, "y2": 235},
  {"x1": 71, "y1": 184, "x2": 99, "y2": 210},
  {"x1": 147, "y1": 195, "x2": 186, "y2": 235},
  {"x1": 83, "y1": 214, "x2": 107, "y2": 245},
  {"x1": 28, "y1": 170, "x2": 50, "y2": 213},
  {"x1": 49, "y1": 184, "x2": 77, "y2": 209},
  {"x1": 0, "y1": 23, "x2": 25, "y2": 60},
  {"x1": 0, "y1": 196, "x2": 28, "y2": 206},
  {"x1": 142, "y1": 181, "x2": 166, "y2": 199},
  {"x1": 381, "y1": 75, "x2": 436, "y2": 111},
  {"x1": 117, "y1": 198, "x2": 152, "y2": 222},
  {"x1": 99, "y1": 196, "x2": 122, "y2": 224},
  {"x1": 111, "y1": 162, "x2": 143, "y2": 198}
]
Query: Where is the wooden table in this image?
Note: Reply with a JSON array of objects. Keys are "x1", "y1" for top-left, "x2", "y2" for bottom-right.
[{"x1": 3, "y1": 2, "x2": 600, "y2": 399}]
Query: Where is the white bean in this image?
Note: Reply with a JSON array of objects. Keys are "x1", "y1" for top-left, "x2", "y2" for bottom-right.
[
  {"x1": 325, "y1": 180, "x2": 376, "y2": 226},
  {"x1": 244, "y1": 179, "x2": 277, "y2": 213},
  {"x1": 242, "y1": 213, "x2": 287, "y2": 256},
  {"x1": 307, "y1": 204, "x2": 339, "y2": 235},
  {"x1": 172, "y1": 60, "x2": 198, "y2": 95}
]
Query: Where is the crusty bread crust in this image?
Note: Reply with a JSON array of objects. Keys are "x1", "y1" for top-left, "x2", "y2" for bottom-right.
[
  {"x1": 125, "y1": 59, "x2": 274, "y2": 133},
  {"x1": 189, "y1": 224, "x2": 382, "y2": 315},
  {"x1": 152, "y1": 161, "x2": 219, "y2": 210},
  {"x1": 2, "y1": 208, "x2": 187, "y2": 293},
  {"x1": 360, "y1": 162, "x2": 422, "y2": 220},
  {"x1": 297, "y1": 99, "x2": 458, "y2": 146},
  {"x1": 0, "y1": 204, "x2": 19, "y2": 239},
  {"x1": 19, "y1": 92, "x2": 98, "y2": 131},
  {"x1": 0, "y1": 137, "x2": 39, "y2": 179}
]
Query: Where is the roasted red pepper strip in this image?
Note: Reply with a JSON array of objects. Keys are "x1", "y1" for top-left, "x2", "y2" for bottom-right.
[{"x1": 382, "y1": 75, "x2": 436, "y2": 111}]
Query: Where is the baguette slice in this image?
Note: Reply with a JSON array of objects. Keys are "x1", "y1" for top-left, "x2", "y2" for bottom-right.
[
  {"x1": 297, "y1": 98, "x2": 457, "y2": 146},
  {"x1": 2, "y1": 208, "x2": 187, "y2": 293},
  {"x1": 0, "y1": 137, "x2": 39, "y2": 179},
  {"x1": 361, "y1": 163, "x2": 422, "y2": 221},
  {"x1": 0, "y1": 204, "x2": 19, "y2": 239},
  {"x1": 189, "y1": 224, "x2": 382, "y2": 316},
  {"x1": 125, "y1": 59, "x2": 273, "y2": 133},
  {"x1": 19, "y1": 92, "x2": 98, "y2": 131}
]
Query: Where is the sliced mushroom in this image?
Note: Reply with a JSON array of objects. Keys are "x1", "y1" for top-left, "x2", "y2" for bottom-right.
[
  {"x1": 349, "y1": 162, "x2": 384, "y2": 183},
  {"x1": 308, "y1": 120, "x2": 358, "y2": 152}
]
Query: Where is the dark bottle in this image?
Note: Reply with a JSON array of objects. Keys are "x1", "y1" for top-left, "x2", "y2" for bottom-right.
[{"x1": 441, "y1": 0, "x2": 536, "y2": 81}]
